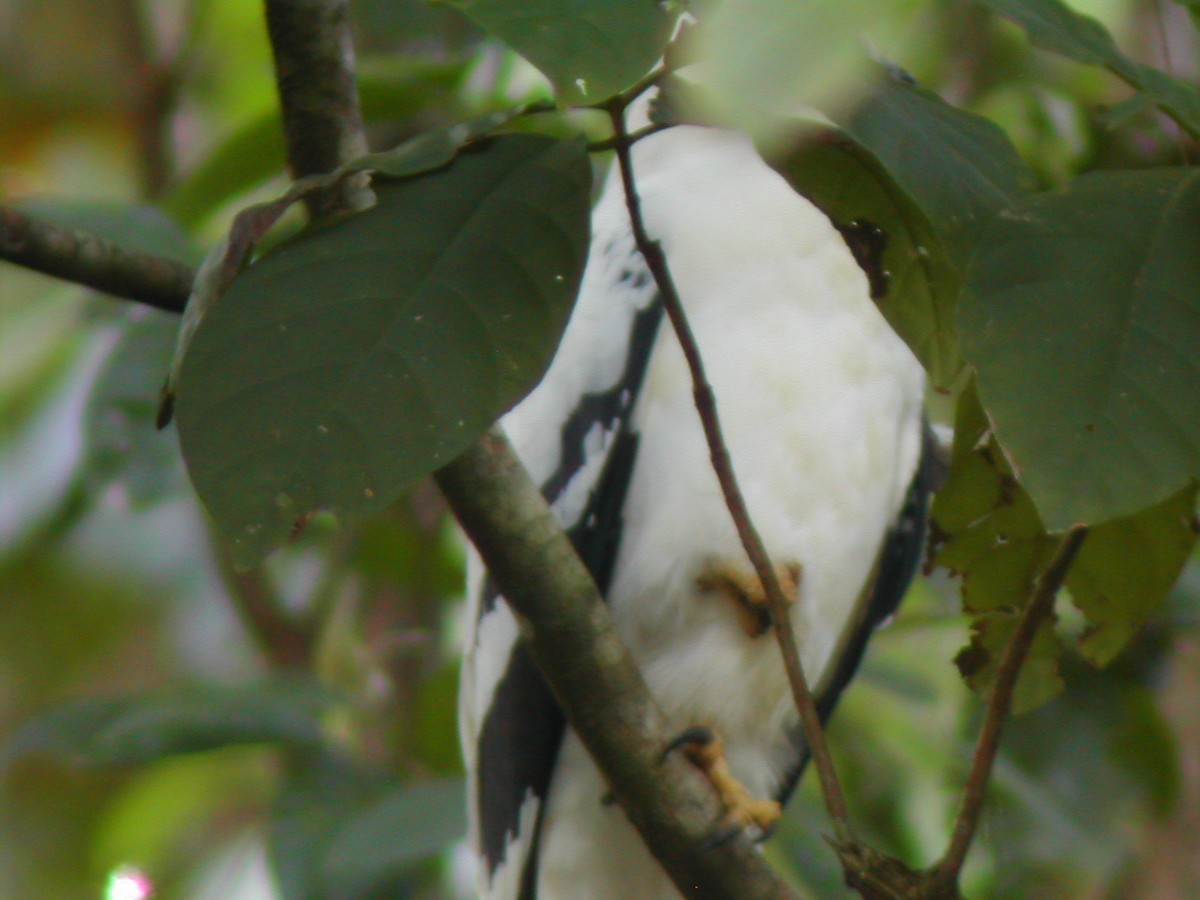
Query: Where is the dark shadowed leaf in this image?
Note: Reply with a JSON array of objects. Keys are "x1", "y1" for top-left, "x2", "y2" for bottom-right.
[
  {"x1": 1068, "y1": 485, "x2": 1199, "y2": 665},
  {"x1": 446, "y1": 0, "x2": 672, "y2": 104},
  {"x1": 2, "y1": 676, "x2": 331, "y2": 768},
  {"x1": 842, "y1": 71, "x2": 1036, "y2": 266},
  {"x1": 961, "y1": 168, "x2": 1200, "y2": 530},
  {"x1": 975, "y1": 0, "x2": 1200, "y2": 137},
  {"x1": 322, "y1": 778, "x2": 466, "y2": 897},
  {"x1": 175, "y1": 135, "x2": 592, "y2": 564},
  {"x1": 774, "y1": 129, "x2": 963, "y2": 388}
]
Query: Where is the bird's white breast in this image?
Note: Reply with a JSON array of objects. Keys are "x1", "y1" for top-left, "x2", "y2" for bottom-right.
[{"x1": 479, "y1": 122, "x2": 925, "y2": 900}]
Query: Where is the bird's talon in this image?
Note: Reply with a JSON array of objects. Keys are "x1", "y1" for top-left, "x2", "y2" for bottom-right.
[
  {"x1": 663, "y1": 726, "x2": 782, "y2": 840},
  {"x1": 697, "y1": 559, "x2": 802, "y2": 638}
]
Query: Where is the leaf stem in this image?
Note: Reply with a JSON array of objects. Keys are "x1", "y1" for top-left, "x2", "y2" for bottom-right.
[{"x1": 604, "y1": 99, "x2": 854, "y2": 843}]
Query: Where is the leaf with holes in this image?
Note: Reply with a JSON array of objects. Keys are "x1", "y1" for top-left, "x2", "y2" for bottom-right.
[
  {"x1": 175, "y1": 135, "x2": 592, "y2": 564},
  {"x1": 956, "y1": 610, "x2": 1064, "y2": 714},
  {"x1": 961, "y1": 168, "x2": 1200, "y2": 530},
  {"x1": 932, "y1": 382, "x2": 1055, "y2": 613}
]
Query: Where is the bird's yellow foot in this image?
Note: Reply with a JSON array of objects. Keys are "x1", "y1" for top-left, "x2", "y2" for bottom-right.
[
  {"x1": 663, "y1": 726, "x2": 782, "y2": 841},
  {"x1": 697, "y1": 558, "x2": 801, "y2": 638}
]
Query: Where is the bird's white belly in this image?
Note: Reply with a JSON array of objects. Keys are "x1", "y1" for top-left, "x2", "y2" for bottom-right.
[
  {"x1": 615, "y1": 289, "x2": 921, "y2": 780},
  {"x1": 527, "y1": 124, "x2": 925, "y2": 899}
]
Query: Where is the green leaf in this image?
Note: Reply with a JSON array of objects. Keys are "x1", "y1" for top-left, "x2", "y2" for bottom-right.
[
  {"x1": 961, "y1": 168, "x2": 1200, "y2": 530},
  {"x1": 932, "y1": 383, "x2": 1055, "y2": 613},
  {"x1": 976, "y1": 0, "x2": 1200, "y2": 138},
  {"x1": 842, "y1": 71, "x2": 1037, "y2": 267},
  {"x1": 2, "y1": 676, "x2": 331, "y2": 768},
  {"x1": 176, "y1": 134, "x2": 592, "y2": 564},
  {"x1": 1068, "y1": 484, "x2": 1199, "y2": 665},
  {"x1": 694, "y1": 0, "x2": 933, "y2": 141},
  {"x1": 322, "y1": 778, "x2": 466, "y2": 897},
  {"x1": 956, "y1": 610, "x2": 1064, "y2": 714},
  {"x1": 446, "y1": 0, "x2": 673, "y2": 104},
  {"x1": 773, "y1": 129, "x2": 964, "y2": 388}
]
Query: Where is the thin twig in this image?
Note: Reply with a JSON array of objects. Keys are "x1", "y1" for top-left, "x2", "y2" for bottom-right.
[
  {"x1": 605, "y1": 99, "x2": 854, "y2": 843},
  {"x1": 588, "y1": 122, "x2": 675, "y2": 153},
  {"x1": 0, "y1": 204, "x2": 194, "y2": 312},
  {"x1": 933, "y1": 525, "x2": 1090, "y2": 888}
]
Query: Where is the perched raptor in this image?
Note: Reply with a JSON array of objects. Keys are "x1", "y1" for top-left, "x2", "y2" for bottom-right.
[{"x1": 459, "y1": 95, "x2": 931, "y2": 898}]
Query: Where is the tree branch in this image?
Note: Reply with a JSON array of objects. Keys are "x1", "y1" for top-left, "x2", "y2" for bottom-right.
[
  {"x1": 264, "y1": 0, "x2": 372, "y2": 218},
  {"x1": 436, "y1": 430, "x2": 802, "y2": 900},
  {"x1": 932, "y1": 525, "x2": 1090, "y2": 889},
  {"x1": 0, "y1": 205, "x2": 193, "y2": 313},
  {"x1": 605, "y1": 100, "x2": 855, "y2": 844}
]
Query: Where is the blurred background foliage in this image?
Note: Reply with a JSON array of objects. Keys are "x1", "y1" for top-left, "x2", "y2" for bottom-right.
[{"x1": 1, "y1": 0, "x2": 1199, "y2": 898}]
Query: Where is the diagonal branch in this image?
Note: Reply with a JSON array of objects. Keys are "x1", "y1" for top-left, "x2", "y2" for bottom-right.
[
  {"x1": 437, "y1": 431, "x2": 803, "y2": 900},
  {"x1": 605, "y1": 100, "x2": 855, "y2": 844}
]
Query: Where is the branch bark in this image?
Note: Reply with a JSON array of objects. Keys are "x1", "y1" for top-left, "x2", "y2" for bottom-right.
[
  {"x1": 264, "y1": 0, "x2": 371, "y2": 218},
  {"x1": 0, "y1": 205, "x2": 193, "y2": 313},
  {"x1": 437, "y1": 431, "x2": 803, "y2": 900}
]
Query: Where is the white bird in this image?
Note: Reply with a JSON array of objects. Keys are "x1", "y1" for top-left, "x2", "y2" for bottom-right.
[{"x1": 459, "y1": 90, "x2": 931, "y2": 899}]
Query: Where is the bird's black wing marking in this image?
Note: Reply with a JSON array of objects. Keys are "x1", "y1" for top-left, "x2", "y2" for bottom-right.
[
  {"x1": 475, "y1": 278, "x2": 664, "y2": 892},
  {"x1": 775, "y1": 421, "x2": 937, "y2": 806}
]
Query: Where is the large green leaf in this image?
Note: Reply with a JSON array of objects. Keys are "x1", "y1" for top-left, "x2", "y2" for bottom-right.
[
  {"x1": 446, "y1": 0, "x2": 673, "y2": 104},
  {"x1": 774, "y1": 130, "x2": 963, "y2": 388},
  {"x1": 842, "y1": 71, "x2": 1036, "y2": 267},
  {"x1": 2, "y1": 677, "x2": 331, "y2": 768},
  {"x1": 961, "y1": 168, "x2": 1200, "y2": 530},
  {"x1": 975, "y1": 0, "x2": 1200, "y2": 138},
  {"x1": 175, "y1": 135, "x2": 591, "y2": 564}
]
